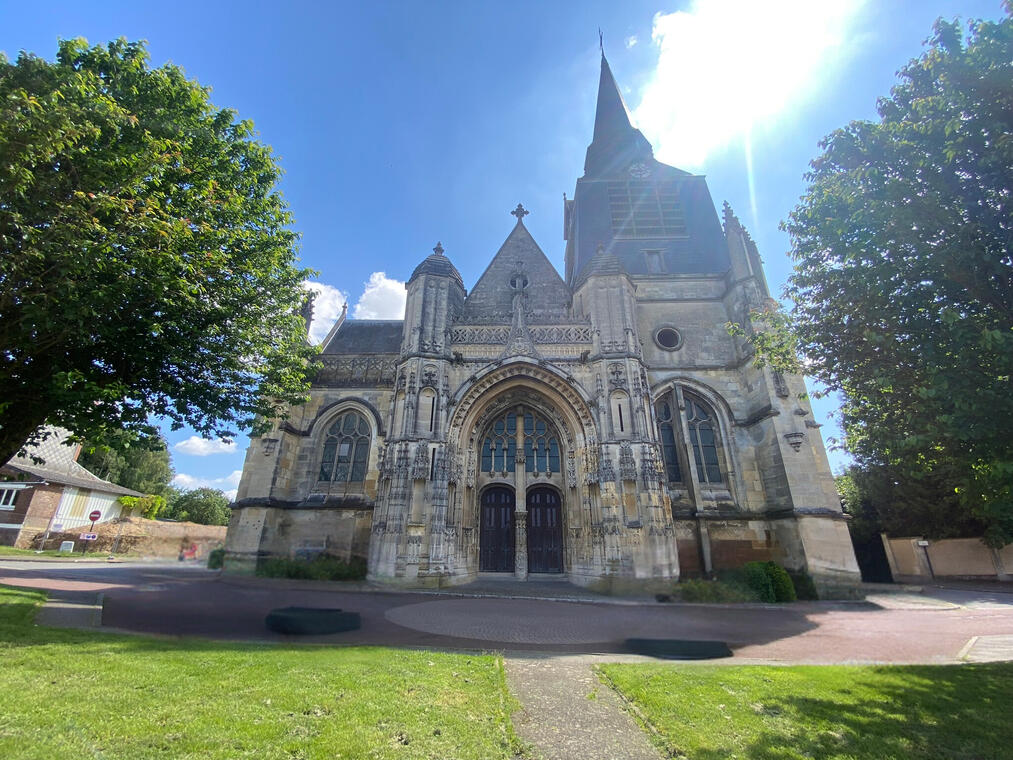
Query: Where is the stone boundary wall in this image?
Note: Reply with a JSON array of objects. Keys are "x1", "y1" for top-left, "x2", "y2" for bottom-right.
[
  {"x1": 882, "y1": 534, "x2": 1013, "y2": 582},
  {"x1": 35, "y1": 516, "x2": 226, "y2": 560}
]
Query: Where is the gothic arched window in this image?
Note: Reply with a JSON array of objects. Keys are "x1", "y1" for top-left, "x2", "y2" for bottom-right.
[
  {"x1": 686, "y1": 396, "x2": 722, "y2": 484},
  {"x1": 523, "y1": 412, "x2": 560, "y2": 474},
  {"x1": 481, "y1": 412, "x2": 517, "y2": 474},
  {"x1": 319, "y1": 411, "x2": 371, "y2": 483},
  {"x1": 656, "y1": 400, "x2": 683, "y2": 483}
]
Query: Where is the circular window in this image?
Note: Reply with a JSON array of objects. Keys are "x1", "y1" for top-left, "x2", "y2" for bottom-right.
[{"x1": 654, "y1": 327, "x2": 682, "y2": 351}]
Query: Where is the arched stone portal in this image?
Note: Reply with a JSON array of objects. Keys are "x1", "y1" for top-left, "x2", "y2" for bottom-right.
[{"x1": 451, "y1": 360, "x2": 596, "y2": 581}]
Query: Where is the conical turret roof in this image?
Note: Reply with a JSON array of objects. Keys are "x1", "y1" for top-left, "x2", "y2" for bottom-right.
[{"x1": 409, "y1": 242, "x2": 464, "y2": 289}]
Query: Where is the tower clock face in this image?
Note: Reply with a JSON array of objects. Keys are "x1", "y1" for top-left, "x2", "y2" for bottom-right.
[{"x1": 628, "y1": 161, "x2": 651, "y2": 178}]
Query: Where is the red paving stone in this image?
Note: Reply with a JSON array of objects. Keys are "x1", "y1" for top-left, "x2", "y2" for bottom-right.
[{"x1": 1, "y1": 561, "x2": 1012, "y2": 663}]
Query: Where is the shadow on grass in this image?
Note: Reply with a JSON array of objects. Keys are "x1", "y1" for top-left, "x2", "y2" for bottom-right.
[{"x1": 620, "y1": 663, "x2": 1013, "y2": 760}]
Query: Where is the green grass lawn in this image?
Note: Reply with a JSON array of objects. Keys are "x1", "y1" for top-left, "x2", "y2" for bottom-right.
[
  {"x1": 0, "y1": 545, "x2": 118, "y2": 559},
  {"x1": 599, "y1": 662, "x2": 1013, "y2": 760},
  {"x1": 0, "y1": 586, "x2": 521, "y2": 759}
]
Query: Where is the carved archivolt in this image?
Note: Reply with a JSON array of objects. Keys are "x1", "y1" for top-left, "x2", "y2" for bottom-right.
[{"x1": 447, "y1": 360, "x2": 596, "y2": 446}]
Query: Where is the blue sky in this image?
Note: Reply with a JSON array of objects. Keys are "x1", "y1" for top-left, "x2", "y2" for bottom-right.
[{"x1": 2, "y1": 0, "x2": 1005, "y2": 496}]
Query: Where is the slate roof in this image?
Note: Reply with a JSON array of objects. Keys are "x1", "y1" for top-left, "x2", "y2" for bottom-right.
[
  {"x1": 321, "y1": 319, "x2": 403, "y2": 355},
  {"x1": 2, "y1": 427, "x2": 141, "y2": 497},
  {"x1": 409, "y1": 246, "x2": 464, "y2": 289},
  {"x1": 461, "y1": 217, "x2": 571, "y2": 321}
]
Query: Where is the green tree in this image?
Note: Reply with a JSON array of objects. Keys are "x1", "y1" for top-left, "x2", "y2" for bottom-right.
[
  {"x1": 164, "y1": 487, "x2": 231, "y2": 526},
  {"x1": 0, "y1": 38, "x2": 317, "y2": 467},
  {"x1": 117, "y1": 493, "x2": 167, "y2": 520},
  {"x1": 77, "y1": 429, "x2": 174, "y2": 495},
  {"x1": 759, "y1": 12, "x2": 1013, "y2": 546}
]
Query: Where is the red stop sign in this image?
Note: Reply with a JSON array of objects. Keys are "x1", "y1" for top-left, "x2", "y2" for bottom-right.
[{"x1": 89, "y1": 510, "x2": 101, "y2": 522}]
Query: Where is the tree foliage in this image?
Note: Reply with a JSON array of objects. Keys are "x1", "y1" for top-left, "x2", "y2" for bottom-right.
[
  {"x1": 163, "y1": 487, "x2": 230, "y2": 526},
  {"x1": 77, "y1": 429, "x2": 174, "y2": 495},
  {"x1": 117, "y1": 493, "x2": 166, "y2": 520},
  {"x1": 0, "y1": 38, "x2": 317, "y2": 467},
  {"x1": 748, "y1": 13, "x2": 1013, "y2": 546}
]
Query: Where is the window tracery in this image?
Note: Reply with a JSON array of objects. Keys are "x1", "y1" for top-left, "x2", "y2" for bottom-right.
[{"x1": 319, "y1": 410, "x2": 371, "y2": 483}]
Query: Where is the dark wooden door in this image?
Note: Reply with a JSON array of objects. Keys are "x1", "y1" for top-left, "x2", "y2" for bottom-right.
[
  {"x1": 480, "y1": 486, "x2": 515, "y2": 572},
  {"x1": 527, "y1": 487, "x2": 563, "y2": 573}
]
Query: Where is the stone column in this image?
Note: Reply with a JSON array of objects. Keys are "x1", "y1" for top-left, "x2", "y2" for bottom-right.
[
  {"x1": 514, "y1": 404, "x2": 528, "y2": 580},
  {"x1": 514, "y1": 512, "x2": 528, "y2": 580}
]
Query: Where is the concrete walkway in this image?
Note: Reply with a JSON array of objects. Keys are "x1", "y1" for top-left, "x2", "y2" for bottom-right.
[{"x1": 506, "y1": 655, "x2": 662, "y2": 760}]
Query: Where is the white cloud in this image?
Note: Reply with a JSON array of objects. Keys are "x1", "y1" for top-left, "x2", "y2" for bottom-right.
[
  {"x1": 303, "y1": 280, "x2": 349, "y2": 344},
  {"x1": 633, "y1": 0, "x2": 865, "y2": 169},
  {"x1": 625, "y1": 35, "x2": 638, "y2": 49},
  {"x1": 173, "y1": 436, "x2": 237, "y2": 456},
  {"x1": 353, "y1": 272, "x2": 406, "y2": 320},
  {"x1": 172, "y1": 469, "x2": 242, "y2": 501}
]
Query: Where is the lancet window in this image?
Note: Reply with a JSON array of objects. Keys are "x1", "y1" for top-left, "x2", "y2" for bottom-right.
[{"x1": 655, "y1": 391, "x2": 724, "y2": 486}]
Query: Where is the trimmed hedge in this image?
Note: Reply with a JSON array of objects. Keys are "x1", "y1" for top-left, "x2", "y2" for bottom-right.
[
  {"x1": 257, "y1": 555, "x2": 367, "y2": 581},
  {"x1": 766, "y1": 561, "x2": 797, "y2": 602},
  {"x1": 740, "y1": 562, "x2": 776, "y2": 603}
]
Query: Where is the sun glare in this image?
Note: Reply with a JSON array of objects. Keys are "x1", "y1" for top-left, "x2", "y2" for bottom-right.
[{"x1": 633, "y1": 0, "x2": 866, "y2": 171}]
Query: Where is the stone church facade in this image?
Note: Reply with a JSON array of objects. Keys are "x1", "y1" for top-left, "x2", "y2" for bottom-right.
[{"x1": 224, "y1": 56, "x2": 860, "y2": 592}]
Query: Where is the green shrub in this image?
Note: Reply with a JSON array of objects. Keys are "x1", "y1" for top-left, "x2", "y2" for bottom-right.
[
  {"x1": 675, "y1": 578, "x2": 754, "y2": 603},
  {"x1": 740, "y1": 562, "x2": 776, "y2": 603},
  {"x1": 765, "y1": 561, "x2": 797, "y2": 602},
  {"x1": 788, "y1": 570, "x2": 819, "y2": 600},
  {"x1": 256, "y1": 555, "x2": 367, "y2": 581},
  {"x1": 206, "y1": 547, "x2": 225, "y2": 570}
]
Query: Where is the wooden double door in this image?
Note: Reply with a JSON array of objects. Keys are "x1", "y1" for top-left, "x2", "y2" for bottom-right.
[{"x1": 479, "y1": 486, "x2": 563, "y2": 574}]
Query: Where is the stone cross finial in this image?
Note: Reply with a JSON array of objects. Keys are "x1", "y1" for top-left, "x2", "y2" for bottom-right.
[
  {"x1": 511, "y1": 203, "x2": 529, "y2": 222},
  {"x1": 433, "y1": 241, "x2": 444, "y2": 256}
]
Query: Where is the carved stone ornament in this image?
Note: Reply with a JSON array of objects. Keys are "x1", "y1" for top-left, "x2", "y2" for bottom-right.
[
  {"x1": 465, "y1": 448, "x2": 476, "y2": 488},
  {"x1": 583, "y1": 446, "x2": 599, "y2": 485},
  {"x1": 598, "y1": 445, "x2": 616, "y2": 483},
  {"x1": 783, "y1": 431, "x2": 806, "y2": 452},
  {"x1": 261, "y1": 438, "x2": 279, "y2": 456},
  {"x1": 411, "y1": 444, "x2": 430, "y2": 480},
  {"x1": 618, "y1": 442, "x2": 637, "y2": 481},
  {"x1": 772, "y1": 371, "x2": 790, "y2": 398},
  {"x1": 566, "y1": 451, "x2": 578, "y2": 489},
  {"x1": 608, "y1": 362, "x2": 628, "y2": 390}
]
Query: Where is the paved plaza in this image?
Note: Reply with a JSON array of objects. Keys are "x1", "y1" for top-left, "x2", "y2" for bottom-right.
[{"x1": 2, "y1": 559, "x2": 1012, "y2": 663}]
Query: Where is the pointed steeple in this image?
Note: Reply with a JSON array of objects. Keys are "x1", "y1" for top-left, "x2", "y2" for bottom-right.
[{"x1": 584, "y1": 54, "x2": 653, "y2": 176}]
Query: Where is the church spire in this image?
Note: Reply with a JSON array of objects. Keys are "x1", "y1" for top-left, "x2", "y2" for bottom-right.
[{"x1": 584, "y1": 53, "x2": 653, "y2": 176}]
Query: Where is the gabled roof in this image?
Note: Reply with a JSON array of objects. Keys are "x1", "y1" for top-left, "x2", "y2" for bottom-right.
[
  {"x1": 321, "y1": 319, "x2": 403, "y2": 355},
  {"x1": 2, "y1": 427, "x2": 141, "y2": 497},
  {"x1": 461, "y1": 213, "x2": 570, "y2": 321}
]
